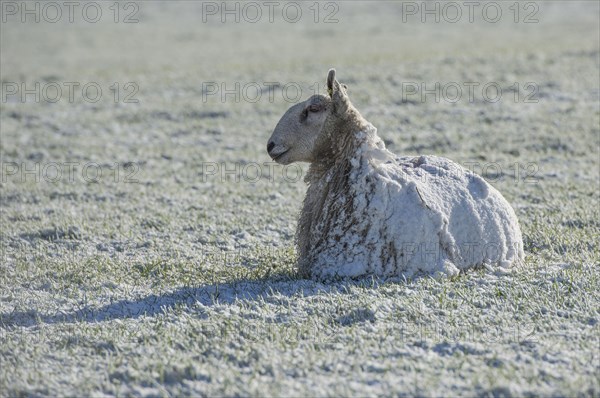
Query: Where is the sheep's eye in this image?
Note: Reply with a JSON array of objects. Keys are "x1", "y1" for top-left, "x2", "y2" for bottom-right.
[{"x1": 308, "y1": 104, "x2": 321, "y2": 113}]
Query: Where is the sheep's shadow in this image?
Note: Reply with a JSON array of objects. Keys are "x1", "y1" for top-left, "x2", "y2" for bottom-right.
[{"x1": 0, "y1": 276, "x2": 375, "y2": 328}]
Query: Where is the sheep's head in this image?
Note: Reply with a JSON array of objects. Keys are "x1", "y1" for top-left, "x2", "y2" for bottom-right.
[{"x1": 267, "y1": 69, "x2": 352, "y2": 164}]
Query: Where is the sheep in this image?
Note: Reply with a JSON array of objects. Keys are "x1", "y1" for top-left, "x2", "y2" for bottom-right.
[{"x1": 267, "y1": 69, "x2": 524, "y2": 280}]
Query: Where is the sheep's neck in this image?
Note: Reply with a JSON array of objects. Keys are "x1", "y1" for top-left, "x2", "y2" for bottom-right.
[
  {"x1": 297, "y1": 113, "x2": 377, "y2": 274},
  {"x1": 307, "y1": 110, "x2": 374, "y2": 182}
]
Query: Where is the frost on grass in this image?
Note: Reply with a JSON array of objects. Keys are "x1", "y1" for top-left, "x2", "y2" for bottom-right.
[{"x1": 1, "y1": 2, "x2": 599, "y2": 397}]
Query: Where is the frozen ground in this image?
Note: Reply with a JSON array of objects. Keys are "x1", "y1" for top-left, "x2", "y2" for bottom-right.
[{"x1": 1, "y1": 1, "x2": 599, "y2": 396}]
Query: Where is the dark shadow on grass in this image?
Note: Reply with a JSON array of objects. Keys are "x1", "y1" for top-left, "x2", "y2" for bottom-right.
[{"x1": 0, "y1": 274, "x2": 388, "y2": 328}]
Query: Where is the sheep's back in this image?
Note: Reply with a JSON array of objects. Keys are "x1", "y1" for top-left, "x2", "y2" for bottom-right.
[
  {"x1": 306, "y1": 151, "x2": 524, "y2": 279},
  {"x1": 391, "y1": 155, "x2": 523, "y2": 268}
]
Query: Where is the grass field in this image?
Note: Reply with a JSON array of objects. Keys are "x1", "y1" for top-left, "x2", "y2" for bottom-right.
[{"x1": 1, "y1": 1, "x2": 599, "y2": 396}]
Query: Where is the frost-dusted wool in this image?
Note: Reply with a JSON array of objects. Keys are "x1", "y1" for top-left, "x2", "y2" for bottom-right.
[
  {"x1": 298, "y1": 126, "x2": 523, "y2": 279},
  {"x1": 267, "y1": 69, "x2": 524, "y2": 279}
]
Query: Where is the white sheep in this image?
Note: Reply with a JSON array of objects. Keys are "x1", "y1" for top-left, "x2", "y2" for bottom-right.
[{"x1": 267, "y1": 69, "x2": 524, "y2": 279}]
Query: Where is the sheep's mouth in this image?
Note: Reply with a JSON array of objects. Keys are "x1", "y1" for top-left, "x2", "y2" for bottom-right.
[{"x1": 271, "y1": 150, "x2": 289, "y2": 161}]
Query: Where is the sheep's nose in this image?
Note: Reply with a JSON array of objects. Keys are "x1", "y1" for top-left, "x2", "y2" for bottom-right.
[{"x1": 267, "y1": 141, "x2": 275, "y2": 153}]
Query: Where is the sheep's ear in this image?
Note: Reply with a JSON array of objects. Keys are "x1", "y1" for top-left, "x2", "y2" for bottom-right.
[
  {"x1": 327, "y1": 69, "x2": 336, "y2": 97},
  {"x1": 326, "y1": 68, "x2": 350, "y2": 114}
]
